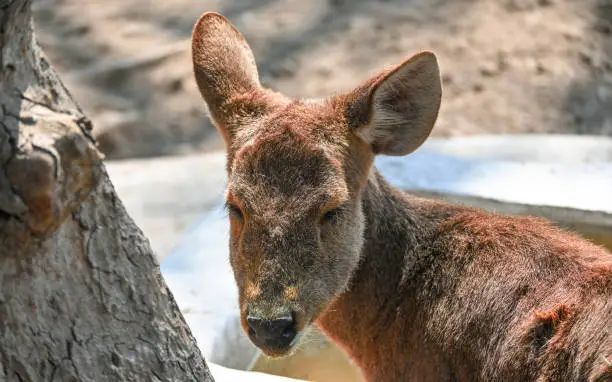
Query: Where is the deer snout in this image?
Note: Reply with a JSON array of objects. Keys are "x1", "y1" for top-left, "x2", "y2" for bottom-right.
[{"x1": 246, "y1": 313, "x2": 297, "y2": 351}]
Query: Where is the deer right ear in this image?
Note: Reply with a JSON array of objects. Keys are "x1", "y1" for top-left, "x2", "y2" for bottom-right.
[
  {"x1": 192, "y1": 12, "x2": 268, "y2": 142},
  {"x1": 346, "y1": 52, "x2": 442, "y2": 156}
]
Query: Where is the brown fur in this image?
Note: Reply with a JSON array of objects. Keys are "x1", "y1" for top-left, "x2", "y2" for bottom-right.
[{"x1": 192, "y1": 12, "x2": 612, "y2": 381}]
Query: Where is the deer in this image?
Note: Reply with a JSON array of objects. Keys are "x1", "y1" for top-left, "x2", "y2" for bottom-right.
[{"x1": 191, "y1": 12, "x2": 612, "y2": 382}]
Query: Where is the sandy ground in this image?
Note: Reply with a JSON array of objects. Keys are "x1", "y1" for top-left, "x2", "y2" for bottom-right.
[{"x1": 33, "y1": 0, "x2": 612, "y2": 159}]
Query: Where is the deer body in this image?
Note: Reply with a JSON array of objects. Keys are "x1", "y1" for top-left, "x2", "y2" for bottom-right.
[
  {"x1": 191, "y1": 12, "x2": 612, "y2": 381},
  {"x1": 318, "y1": 171, "x2": 611, "y2": 381}
]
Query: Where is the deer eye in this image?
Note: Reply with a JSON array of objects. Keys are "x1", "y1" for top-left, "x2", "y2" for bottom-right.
[
  {"x1": 321, "y1": 207, "x2": 342, "y2": 225},
  {"x1": 226, "y1": 203, "x2": 244, "y2": 220}
]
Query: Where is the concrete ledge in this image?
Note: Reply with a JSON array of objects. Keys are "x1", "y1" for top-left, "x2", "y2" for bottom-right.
[
  {"x1": 106, "y1": 153, "x2": 226, "y2": 258},
  {"x1": 422, "y1": 134, "x2": 612, "y2": 164},
  {"x1": 377, "y1": 151, "x2": 612, "y2": 215},
  {"x1": 209, "y1": 363, "x2": 303, "y2": 381}
]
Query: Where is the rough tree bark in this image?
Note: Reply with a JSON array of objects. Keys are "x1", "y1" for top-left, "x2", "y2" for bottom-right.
[{"x1": 0, "y1": 1, "x2": 214, "y2": 381}]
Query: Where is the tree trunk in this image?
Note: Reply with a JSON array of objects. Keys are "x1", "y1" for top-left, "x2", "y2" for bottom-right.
[{"x1": 0, "y1": 1, "x2": 214, "y2": 381}]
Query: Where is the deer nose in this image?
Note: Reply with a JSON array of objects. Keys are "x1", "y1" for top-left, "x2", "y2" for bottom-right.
[{"x1": 246, "y1": 314, "x2": 297, "y2": 348}]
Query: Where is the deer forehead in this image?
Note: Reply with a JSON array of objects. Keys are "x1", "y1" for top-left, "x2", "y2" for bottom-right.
[
  {"x1": 228, "y1": 136, "x2": 350, "y2": 216},
  {"x1": 230, "y1": 100, "x2": 350, "y2": 149}
]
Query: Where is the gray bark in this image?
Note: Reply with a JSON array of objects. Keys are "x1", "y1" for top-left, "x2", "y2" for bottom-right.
[{"x1": 0, "y1": 1, "x2": 214, "y2": 381}]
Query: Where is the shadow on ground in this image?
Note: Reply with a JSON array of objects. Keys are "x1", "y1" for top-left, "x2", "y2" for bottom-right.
[{"x1": 564, "y1": 0, "x2": 612, "y2": 135}]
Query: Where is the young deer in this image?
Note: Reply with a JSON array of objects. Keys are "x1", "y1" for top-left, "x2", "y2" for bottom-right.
[{"x1": 192, "y1": 12, "x2": 612, "y2": 381}]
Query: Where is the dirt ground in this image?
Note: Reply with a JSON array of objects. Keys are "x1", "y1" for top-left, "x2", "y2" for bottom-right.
[{"x1": 33, "y1": 0, "x2": 612, "y2": 159}]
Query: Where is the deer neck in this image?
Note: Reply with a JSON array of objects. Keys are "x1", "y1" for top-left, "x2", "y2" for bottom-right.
[{"x1": 317, "y1": 168, "x2": 450, "y2": 377}]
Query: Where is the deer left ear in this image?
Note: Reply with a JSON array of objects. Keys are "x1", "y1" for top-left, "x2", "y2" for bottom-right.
[
  {"x1": 347, "y1": 52, "x2": 442, "y2": 156},
  {"x1": 192, "y1": 12, "x2": 276, "y2": 144}
]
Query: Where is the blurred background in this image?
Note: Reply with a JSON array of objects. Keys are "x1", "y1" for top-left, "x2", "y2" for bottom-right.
[
  {"x1": 34, "y1": 0, "x2": 612, "y2": 160},
  {"x1": 31, "y1": 1, "x2": 612, "y2": 381}
]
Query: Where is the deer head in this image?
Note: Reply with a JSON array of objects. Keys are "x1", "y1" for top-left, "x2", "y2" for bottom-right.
[{"x1": 192, "y1": 12, "x2": 441, "y2": 357}]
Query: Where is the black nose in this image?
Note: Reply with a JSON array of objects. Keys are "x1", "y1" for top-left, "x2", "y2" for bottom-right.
[{"x1": 246, "y1": 314, "x2": 297, "y2": 349}]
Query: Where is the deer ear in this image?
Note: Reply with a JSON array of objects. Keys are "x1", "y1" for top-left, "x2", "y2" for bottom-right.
[
  {"x1": 348, "y1": 52, "x2": 442, "y2": 156},
  {"x1": 192, "y1": 12, "x2": 266, "y2": 142}
]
